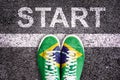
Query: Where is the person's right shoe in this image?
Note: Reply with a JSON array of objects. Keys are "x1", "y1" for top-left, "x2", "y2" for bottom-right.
[{"x1": 61, "y1": 35, "x2": 85, "y2": 80}]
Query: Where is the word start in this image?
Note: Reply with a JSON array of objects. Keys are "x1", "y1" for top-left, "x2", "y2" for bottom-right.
[{"x1": 18, "y1": 7, "x2": 106, "y2": 28}]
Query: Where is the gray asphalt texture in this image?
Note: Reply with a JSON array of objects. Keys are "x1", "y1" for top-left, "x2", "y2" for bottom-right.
[
  {"x1": 0, "y1": 48, "x2": 120, "y2": 80},
  {"x1": 0, "y1": 0, "x2": 120, "y2": 80}
]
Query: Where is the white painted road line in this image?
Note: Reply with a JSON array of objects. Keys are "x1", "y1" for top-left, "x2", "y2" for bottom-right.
[{"x1": 0, "y1": 34, "x2": 120, "y2": 47}]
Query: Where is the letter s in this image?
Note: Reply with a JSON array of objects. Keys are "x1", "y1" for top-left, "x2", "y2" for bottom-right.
[{"x1": 18, "y1": 7, "x2": 34, "y2": 28}]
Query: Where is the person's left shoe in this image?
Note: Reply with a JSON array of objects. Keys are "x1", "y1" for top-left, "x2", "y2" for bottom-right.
[
  {"x1": 37, "y1": 35, "x2": 61, "y2": 80},
  {"x1": 61, "y1": 35, "x2": 85, "y2": 80}
]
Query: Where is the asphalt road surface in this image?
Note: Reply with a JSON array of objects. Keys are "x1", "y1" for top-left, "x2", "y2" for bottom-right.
[{"x1": 0, "y1": 0, "x2": 120, "y2": 80}]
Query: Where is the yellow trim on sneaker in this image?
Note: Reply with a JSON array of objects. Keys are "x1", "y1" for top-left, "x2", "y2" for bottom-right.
[
  {"x1": 39, "y1": 43, "x2": 60, "y2": 67},
  {"x1": 39, "y1": 43, "x2": 59, "y2": 59},
  {"x1": 62, "y1": 43, "x2": 83, "y2": 68}
]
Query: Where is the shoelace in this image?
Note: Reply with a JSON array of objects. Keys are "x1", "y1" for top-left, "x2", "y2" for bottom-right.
[
  {"x1": 45, "y1": 51, "x2": 60, "y2": 80},
  {"x1": 62, "y1": 51, "x2": 77, "y2": 80}
]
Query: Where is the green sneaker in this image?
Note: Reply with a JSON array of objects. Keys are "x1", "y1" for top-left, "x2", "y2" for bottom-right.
[
  {"x1": 37, "y1": 35, "x2": 60, "y2": 80},
  {"x1": 61, "y1": 35, "x2": 85, "y2": 80}
]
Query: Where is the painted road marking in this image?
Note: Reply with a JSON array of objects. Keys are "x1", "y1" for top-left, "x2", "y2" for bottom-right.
[{"x1": 0, "y1": 34, "x2": 119, "y2": 47}]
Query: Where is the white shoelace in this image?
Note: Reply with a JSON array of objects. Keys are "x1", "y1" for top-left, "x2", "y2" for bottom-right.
[
  {"x1": 45, "y1": 51, "x2": 60, "y2": 80},
  {"x1": 62, "y1": 51, "x2": 77, "y2": 80}
]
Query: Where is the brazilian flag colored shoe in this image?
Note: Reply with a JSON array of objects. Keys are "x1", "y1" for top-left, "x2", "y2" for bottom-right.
[
  {"x1": 61, "y1": 35, "x2": 85, "y2": 80},
  {"x1": 37, "y1": 35, "x2": 60, "y2": 80}
]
